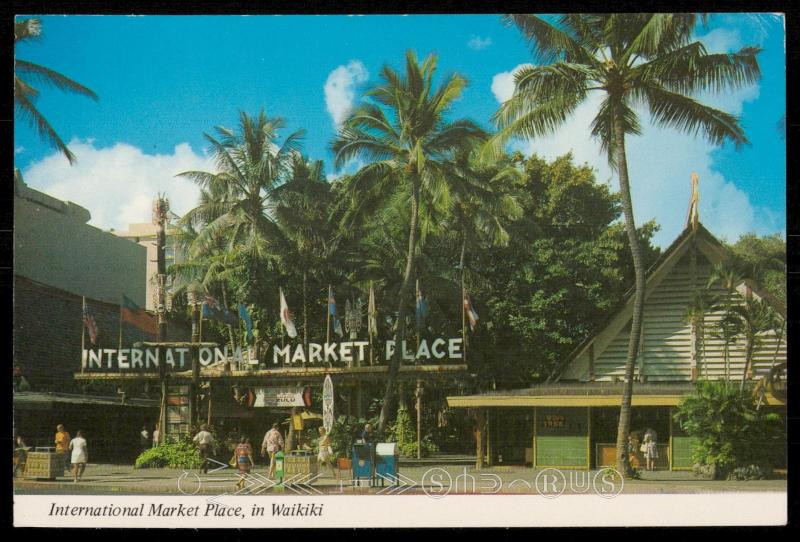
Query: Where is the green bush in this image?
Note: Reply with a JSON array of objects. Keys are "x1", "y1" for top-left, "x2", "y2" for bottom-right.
[
  {"x1": 328, "y1": 416, "x2": 365, "y2": 459},
  {"x1": 386, "y1": 406, "x2": 439, "y2": 458},
  {"x1": 134, "y1": 436, "x2": 203, "y2": 469},
  {"x1": 673, "y1": 381, "x2": 784, "y2": 479}
]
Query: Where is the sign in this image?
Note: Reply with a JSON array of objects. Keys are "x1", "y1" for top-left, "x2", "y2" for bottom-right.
[
  {"x1": 271, "y1": 337, "x2": 463, "y2": 365},
  {"x1": 322, "y1": 375, "x2": 334, "y2": 432},
  {"x1": 252, "y1": 386, "x2": 312, "y2": 408},
  {"x1": 81, "y1": 346, "x2": 243, "y2": 372}
]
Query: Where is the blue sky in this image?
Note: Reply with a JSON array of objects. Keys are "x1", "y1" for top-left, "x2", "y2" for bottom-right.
[{"x1": 14, "y1": 14, "x2": 786, "y2": 246}]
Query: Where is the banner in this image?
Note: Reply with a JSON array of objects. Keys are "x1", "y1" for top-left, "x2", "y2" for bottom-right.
[{"x1": 252, "y1": 386, "x2": 312, "y2": 408}]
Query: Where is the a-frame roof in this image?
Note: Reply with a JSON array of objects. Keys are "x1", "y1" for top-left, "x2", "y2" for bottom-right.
[{"x1": 547, "y1": 221, "x2": 785, "y2": 383}]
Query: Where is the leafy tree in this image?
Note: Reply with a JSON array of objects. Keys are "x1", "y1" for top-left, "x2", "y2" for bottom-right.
[
  {"x1": 14, "y1": 17, "x2": 98, "y2": 164},
  {"x1": 728, "y1": 233, "x2": 786, "y2": 305},
  {"x1": 491, "y1": 13, "x2": 760, "y2": 475},
  {"x1": 178, "y1": 110, "x2": 305, "y2": 306},
  {"x1": 332, "y1": 51, "x2": 486, "y2": 432}
]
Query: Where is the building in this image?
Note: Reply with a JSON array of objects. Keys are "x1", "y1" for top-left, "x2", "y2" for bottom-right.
[
  {"x1": 447, "y1": 219, "x2": 787, "y2": 471},
  {"x1": 13, "y1": 175, "x2": 159, "y2": 460},
  {"x1": 113, "y1": 219, "x2": 183, "y2": 311}
]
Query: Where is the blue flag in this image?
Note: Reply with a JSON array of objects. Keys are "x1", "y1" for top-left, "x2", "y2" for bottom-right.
[
  {"x1": 416, "y1": 292, "x2": 429, "y2": 331},
  {"x1": 239, "y1": 303, "x2": 254, "y2": 341}
]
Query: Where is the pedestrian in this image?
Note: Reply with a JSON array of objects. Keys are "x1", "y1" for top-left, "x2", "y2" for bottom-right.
[
  {"x1": 234, "y1": 437, "x2": 254, "y2": 490},
  {"x1": 14, "y1": 435, "x2": 29, "y2": 477},
  {"x1": 139, "y1": 425, "x2": 150, "y2": 456},
  {"x1": 261, "y1": 423, "x2": 284, "y2": 479},
  {"x1": 193, "y1": 424, "x2": 214, "y2": 474},
  {"x1": 152, "y1": 424, "x2": 161, "y2": 448},
  {"x1": 69, "y1": 430, "x2": 88, "y2": 483},
  {"x1": 643, "y1": 433, "x2": 658, "y2": 471},
  {"x1": 317, "y1": 427, "x2": 338, "y2": 478},
  {"x1": 54, "y1": 424, "x2": 71, "y2": 473}
]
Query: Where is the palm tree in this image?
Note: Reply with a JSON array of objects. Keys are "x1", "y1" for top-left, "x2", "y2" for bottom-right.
[
  {"x1": 14, "y1": 18, "x2": 98, "y2": 164},
  {"x1": 332, "y1": 51, "x2": 486, "y2": 432},
  {"x1": 178, "y1": 110, "x2": 305, "y2": 305},
  {"x1": 707, "y1": 261, "x2": 745, "y2": 384},
  {"x1": 491, "y1": 14, "x2": 761, "y2": 475}
]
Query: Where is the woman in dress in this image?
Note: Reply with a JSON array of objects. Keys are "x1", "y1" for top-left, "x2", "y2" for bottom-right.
[
  {"x1": 69, "y1": 430, "x2": 88, "y2": 482},
  {"x1": 643, "y1": 433, "x2": 658, "y2": 471},
  {"x1": 234, "y1": 437, "x2": 254, "y2": 489},
  {"x1": 317, "y1": 426, "x2": 338, "y2": 478}
]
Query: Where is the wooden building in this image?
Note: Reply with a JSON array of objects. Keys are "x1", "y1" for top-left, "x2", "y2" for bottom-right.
[{"x1": 447, "y1": 219, "x2": 786, "y2": 470}]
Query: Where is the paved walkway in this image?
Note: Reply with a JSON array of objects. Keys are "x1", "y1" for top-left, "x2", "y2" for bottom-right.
[{"x1": 14, "y1": 463, "x2": 787, "y2": 496}]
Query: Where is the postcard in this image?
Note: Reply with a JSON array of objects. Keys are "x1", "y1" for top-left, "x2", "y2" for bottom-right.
[{"x1": 12, "y1": 11, "x2": 788, "y2": 528}]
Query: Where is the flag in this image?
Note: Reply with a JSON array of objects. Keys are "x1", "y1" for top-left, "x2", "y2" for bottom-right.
[
  {"x1": 239, "y1": 303, "x2": 254, "y2": 342},
  {"x1": 464, "y1": 291, "x2": 479, "y2": 332},
  {"x1": 368, "y1": 283, "x2": 378, "y2": 339},
  {"x1": 202, "y1": 295, "x2": 238, "y2": 326},
  {"x1": 121, "y1": 294, "x2": 158, "y2": 336},
  {"x1": 415, "y1": 291, "x2": 429, "y2": 331},
  {"x1": 279, "y1": 288, "x2": 297, "y2": 338},
  {"x1": 82, "y1": 298, "x2": 98, "y2": 345},
  {"x1": 329, "y1": 288, "x2": 344, "y2": 338}
]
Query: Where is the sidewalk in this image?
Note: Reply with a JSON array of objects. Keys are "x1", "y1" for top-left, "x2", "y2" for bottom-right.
[{"x1": 13, "y1": 463, "x2": 787, "y2": 496}]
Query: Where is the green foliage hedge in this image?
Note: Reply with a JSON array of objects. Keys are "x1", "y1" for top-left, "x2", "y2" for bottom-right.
[{"x1": 134, "y1": 436, "x2": 203, "y2": 469}]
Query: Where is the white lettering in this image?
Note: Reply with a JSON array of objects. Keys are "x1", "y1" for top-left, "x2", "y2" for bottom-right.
[
  {"x1": 199, "y1": 347, "x2": 213, "y2": 366},
  {"x1": 431, "y1": 338, "x2": 446, "y2": 359},
  {"x1": 273, "y1": 344, "x2": 291, "y2": 365},
  {"x1": 448, "y1": 338, "x2": 463, "y2": 359},
  {"x1": 291, "y1": 344, "x2": 307, "y2": 364},
  {"x1": 118, "y1": 349, "x2": 130, "y2": 369},
  {"x1": 309, "y1": 343, "x2": 323, "y2": 364},
  {"x1": 131, "y1": 348, "x2": 144, "y2": 368}
]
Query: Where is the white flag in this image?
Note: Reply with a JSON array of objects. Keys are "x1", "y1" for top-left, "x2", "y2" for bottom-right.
[{"x1": 279, "y1": 288, "x2": 297, "y2": 338}]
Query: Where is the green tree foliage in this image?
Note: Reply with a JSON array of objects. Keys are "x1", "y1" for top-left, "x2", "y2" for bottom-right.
[
  {"x1": 134, "y1": 436, "x2": 203, "y2": 469},
  {"x1": 728, "y1": 233, "x2": 786, "y2": 305},
  {"x1": 14, "y1": 18, "x2": 98, "y2": 164},
  {"x1": 673, "y1": 381, "x2": 785, "y2": 479},
  {"x1": 386, "y1": 406, "x2": 439, "y2": 458}
]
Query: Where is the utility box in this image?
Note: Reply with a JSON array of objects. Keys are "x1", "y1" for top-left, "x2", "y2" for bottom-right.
[
  {"x1": 375, "y1": 442, "x2": 399, "y2": 485},
  {"x1": 352, "y1": 443, "x2": 374, "y2": 484}
]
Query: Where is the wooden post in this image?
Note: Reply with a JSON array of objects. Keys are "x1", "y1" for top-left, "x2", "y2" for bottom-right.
[
  {"x1": 81, "y1": 297, "x2": 86, "y2": 374},
  {"x1": 206, "y1": 382, "x2": 212, "y2": 428},
  {"x1": 533, "y1": 407, "x2": 538, "y2": 469},
  {"x1": 486, "y1": 410, "x2": 493, "y2": 467},
  {"x1": 475, "y1": 408, "x2": 485, "y2": 470},
  {"x1": 587, "y1": 407, "x2": 592, "y2": 470}
]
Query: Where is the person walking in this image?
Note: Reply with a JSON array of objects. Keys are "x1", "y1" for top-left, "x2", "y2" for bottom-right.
[
  {"x1": 317, "y1": 427, "x2": 338, "y2": 478},
  {"x1": 54, "y1": 424, "x2": 71, "y2": 474},
  {"x1": 193, "y1": 424, "x2": 214, "y2": 474},
  {"x1": 261, "y1": 423, "x2": 284, "y2": 479},
  {"x1": 139, "y1": 425, "x2": 150, "y2": 456},
  {"x1": 234, "y1": 437, "x2": 254, "y2": 490},
  {"x1": 69, "y1": 430, "x2": 88, "y2": 483},
  {"x1": 152, "y1": 424, "x2": 161, "y2": 448},
  {"x1": 14, "y1": 435, "x2": 29, "y2": 477},
  {"x1": 643, "y1": 433, "x2": 658, "y2": 471}
]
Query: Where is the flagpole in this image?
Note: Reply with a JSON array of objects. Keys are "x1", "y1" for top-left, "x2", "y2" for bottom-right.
[
  {"x1": 369, "y1": 281, "x2": 374, "y2": 366},
  {"x1": 326, "y1": 285, "x2": 331, "y2": 346},
  {"x1": 462, "y1": 269, "x2": 467, "y2": 365},
  {"x1": 81, "y1": 297, "x2": 86, "y2": 373},
  {"x1": 118, "y1": 296, "x2": 123, "y2": 352}
]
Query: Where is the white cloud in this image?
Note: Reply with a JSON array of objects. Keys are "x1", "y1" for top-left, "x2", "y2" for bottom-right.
[
  {"x1": 491, "y1": 64, "x2": 532, "y2": 104},
  {"x1": 326, "y1": 157, "x2": 363, "y2": 181},
  {"x1": 21, "y1": 139, "x2": 216, "y2": 231},
  {"x1": 492, "y1": 33, "x2": 775, "y2": 247},
  {"x1": 324, "y1": 60, "x2": 369, "y2": 128},
  {"x1": 468, "y1": 35, "x2": 492, "y2": 51},
  {"x1": 15, "y1": 146, "x2": 25, "y2": 155}
]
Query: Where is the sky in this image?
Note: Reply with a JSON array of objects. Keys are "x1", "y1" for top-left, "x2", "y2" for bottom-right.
[{"x1": 14, "y1": 14, "x2": 786, "y2": 247}]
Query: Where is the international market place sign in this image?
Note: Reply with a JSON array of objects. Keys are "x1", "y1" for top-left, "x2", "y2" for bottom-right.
[{"x1": 81, "y1": 337, "x2": 464, "y2": 372}]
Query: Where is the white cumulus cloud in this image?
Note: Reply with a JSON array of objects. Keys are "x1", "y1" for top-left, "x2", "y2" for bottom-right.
[
  {"x1": 491, "y1": 33, "x2": 778, "y2": 247},
  {"x1": 324, "y1": 60, "x2": 369, "y2": 127},
  {"x1": 468, "y1": 35, "x2": 492, "y2": 51},
  {"x1": 21, "y1": 139, "x2": 216, "y2": 231}
]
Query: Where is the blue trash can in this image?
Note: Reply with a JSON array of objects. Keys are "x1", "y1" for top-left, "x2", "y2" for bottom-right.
[
  {"x1": 375, "y1": 443, "x2": 399, "y2": 486},
  {"x1": 352, "y1": 443, "x2": 374, "y2": 485}
]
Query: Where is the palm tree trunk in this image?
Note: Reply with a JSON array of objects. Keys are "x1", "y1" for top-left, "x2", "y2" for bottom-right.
[
  {"x1": 613, "y1": 116, "x2": 646, "y2": 477},
  {"x1": 740, "y1": 336, "x2": 753, "y2": 393},
  {"x1": 377, "y1": 181, "x2": 420, "y2": 434}
]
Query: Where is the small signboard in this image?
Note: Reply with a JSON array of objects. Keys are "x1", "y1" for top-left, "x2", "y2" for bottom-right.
[{"x1": 252, "y1": 386, "x2": 312, "y2": 408}]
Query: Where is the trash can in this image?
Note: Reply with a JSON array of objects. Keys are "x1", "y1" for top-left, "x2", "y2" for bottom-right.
[
  {"x1": 375, "y1": 443, "x2": 398, "y2": 486},
  {"x1": 352, "y1": 443, "x2": 374, "y2": 485}
]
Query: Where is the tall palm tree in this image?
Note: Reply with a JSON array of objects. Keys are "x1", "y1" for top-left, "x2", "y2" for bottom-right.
[
  {"x1": 491, "y1": 14, "x2": 760, "y2": 475},
  {"x1": 14, "y1": 18, "x2": 98, "y2": 164},
  {"x1": 178, "y1": 110, "x2": 305, "y2": 305},
  {"x1": 332, "y1": 51, "x2": 486, "y2": 432}
]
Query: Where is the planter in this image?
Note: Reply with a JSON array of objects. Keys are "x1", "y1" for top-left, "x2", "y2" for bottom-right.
[{"x1": 337, "y1": 457, "x2": 352, "y2": 470}]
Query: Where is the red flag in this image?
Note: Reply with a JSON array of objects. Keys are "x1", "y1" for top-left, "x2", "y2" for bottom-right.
[{"x1": 83, "y1": 299, "x2": 98, "y2": 345}]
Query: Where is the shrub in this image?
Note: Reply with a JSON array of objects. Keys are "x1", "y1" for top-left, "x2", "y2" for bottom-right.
[
  {"x1": 135, "y1": 435, "x2": 203, "y2": 469},
  {"x1": 674, "y1": 381, "x2": 784, "y2": 479}
]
